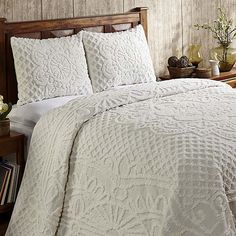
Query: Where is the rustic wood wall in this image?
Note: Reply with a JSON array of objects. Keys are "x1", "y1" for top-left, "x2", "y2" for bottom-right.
[{"x1": 0, "y1": 0, "x2": 234, "y2": 75}]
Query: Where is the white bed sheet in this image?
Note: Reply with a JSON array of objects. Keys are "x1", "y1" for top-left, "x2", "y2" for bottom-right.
[{"x1": 9, "y1": 95, "x2": 81, "y2": 156}]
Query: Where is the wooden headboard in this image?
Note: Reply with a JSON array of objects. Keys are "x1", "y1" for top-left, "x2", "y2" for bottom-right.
[{"x1": 0, "y1": 7, "x2": 148, "y2": 104}]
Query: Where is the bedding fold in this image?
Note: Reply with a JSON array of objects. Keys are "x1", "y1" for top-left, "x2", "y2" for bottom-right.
[{"x1": 6, "y1": 79, "x2": 236, "y2": 236}]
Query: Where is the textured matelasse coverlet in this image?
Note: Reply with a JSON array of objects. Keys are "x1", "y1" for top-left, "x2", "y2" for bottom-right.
[{"x1": 6, "y1": 79, "x2": 236, "y2": 236}]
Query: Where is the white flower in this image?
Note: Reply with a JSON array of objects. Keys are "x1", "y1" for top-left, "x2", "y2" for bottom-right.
[
  {"x1": 2, "y1": 104, "x2": 8, "y2": 113},
  {"x1": 0, "y1": 102, "x2": 3, "y2": 112},
  {"x1": 0, "y1": 99, "x2": 8, "y2": 114},
  {"x1": 0, "y1": 95, "x2": 3, "y2": 101}
]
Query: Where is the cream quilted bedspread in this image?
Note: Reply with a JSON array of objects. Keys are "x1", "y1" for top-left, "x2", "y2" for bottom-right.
[{"x1": 6, "y1": 79, "x2": 236, "y2": 236}]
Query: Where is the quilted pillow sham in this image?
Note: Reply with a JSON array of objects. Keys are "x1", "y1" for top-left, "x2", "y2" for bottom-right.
[
  {"x1": 11, "y1": 34, "x2": 93, "y2": 105},
  {"x1": 82, "y1": 25, "x2": 156, "y2": 93}
]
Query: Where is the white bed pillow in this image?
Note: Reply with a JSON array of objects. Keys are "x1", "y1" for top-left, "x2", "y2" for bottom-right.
[
  {"x1": 11, "y1": 34, "x2": 93, "y2": 105},
  {"x1": 9, "y1": 95, "x2": 81, "y2": 127},
  {"x1": 82, "y1": 25, "x2": 156, "y2": 93}
]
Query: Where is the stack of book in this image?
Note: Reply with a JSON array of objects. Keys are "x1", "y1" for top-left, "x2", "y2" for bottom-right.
[{"x1": 0, "y1": 161, "x2": 20, "y2": 205}]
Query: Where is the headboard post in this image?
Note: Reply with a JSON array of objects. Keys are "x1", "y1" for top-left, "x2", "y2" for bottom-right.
[
  {"x1": 131, "y1": 7, "x2": 148, "y2": 39},
  {"x1": 0, "y1": 18, "x2": 7, "y2": 100}
]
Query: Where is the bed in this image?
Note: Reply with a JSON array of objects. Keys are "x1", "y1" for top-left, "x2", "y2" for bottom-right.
[
  {"x1": 1, "y1": 8, "x2": 236, "y2": 236},
  {"x1": 0, "y1": 7, "x2": 149, "y2": 153}
]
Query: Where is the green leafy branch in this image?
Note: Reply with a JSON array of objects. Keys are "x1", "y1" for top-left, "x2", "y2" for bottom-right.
[{"x1": 194, "y1": 8, "x2": 236, "y2": 48}]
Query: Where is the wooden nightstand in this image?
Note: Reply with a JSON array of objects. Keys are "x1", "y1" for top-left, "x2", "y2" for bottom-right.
[
  {"x1": 210, "y1": 70, "x2": 236, "y2": 88},
  {"x1": 0, "y1": 131, "x2": 25, "y2": 234},
  {"x1": 159, "y1": 69, "x2": 236, "y2": 88}
]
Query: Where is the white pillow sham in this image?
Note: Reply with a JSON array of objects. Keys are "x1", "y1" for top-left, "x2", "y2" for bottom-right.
[
  {"x1": 82, "y1": 25, "x2": 156, "y2": 93},
  {"x1": 11, "y1": 34, "x2": 93, "y2": 105}
]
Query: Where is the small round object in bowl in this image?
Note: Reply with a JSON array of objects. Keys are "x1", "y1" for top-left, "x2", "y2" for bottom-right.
[{"x1": 168, "y1": 56, "x2": 179, "y2": 67}]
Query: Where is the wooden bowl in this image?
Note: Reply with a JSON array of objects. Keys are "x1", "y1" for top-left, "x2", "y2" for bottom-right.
[{"x1": 167, "y1": 66, "x2": 195, "y2": 78}]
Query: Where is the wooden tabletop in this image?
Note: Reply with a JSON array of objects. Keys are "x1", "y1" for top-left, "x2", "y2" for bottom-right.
[
  {"x1": 210, "y1": 69, "x2": 236, "y2": 81},
  {"x1": 159, "y1": 68, "x2": 236, "y2": 82},
  {"x1": 0, "y1": 131, "x2": 24, "y2": 143}
]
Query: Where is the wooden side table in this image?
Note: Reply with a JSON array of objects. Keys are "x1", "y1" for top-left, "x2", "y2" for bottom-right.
[
  {"x1": 0, "y1": 131, "x2": 25, "y2": 214},
  {"x1": 159, "y1": 69, "x2": 236, "y2": 88},
  {"x1": 210, "y1": 70, "x2": 236, "y2": 88}
]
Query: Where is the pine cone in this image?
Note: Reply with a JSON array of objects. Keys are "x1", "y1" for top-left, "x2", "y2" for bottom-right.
[
  {"x1": 176, "y1": 57, "x2": 189, "y2": 68},
  {"x1": 180, "y1": 56, "x2": 190, "y2": 64},
  {"x1": 168, "y1": 56, "x2": 178, "y2": 67}
]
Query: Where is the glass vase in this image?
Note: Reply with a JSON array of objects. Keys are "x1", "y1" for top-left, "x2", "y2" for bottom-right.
[
  {"x1": 188, "y1": 44, "x2": 203, "y2": 68},
  {"x1": 210, "y1": 45, "x2": 236, "y2": 72}
]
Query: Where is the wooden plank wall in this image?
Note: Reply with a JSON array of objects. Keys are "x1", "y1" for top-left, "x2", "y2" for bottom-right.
[
  {"x1": 182, "y1": 0, "x2": 221, "y2": 68},
  {"x1": 0, "y1": 0, "x2": 235, "y2": 75}
]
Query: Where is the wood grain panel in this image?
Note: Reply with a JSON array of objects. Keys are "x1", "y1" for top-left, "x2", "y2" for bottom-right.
[
  {"x1": 2, "y1": 0, "x2": 232, "y2": 76},
  {"x1": 123, "y1": 0, "x2": 182, "y2": 75},
  {"x1": 134, "y1": 0, "x2": 159, "y2": 74},
  {"x1": 73, "y1": 0, "x2": 86, "y2": 17},
  {"x1": 220, "y1": 0, "x2": 236, "y2": 48},
  {"x1": 82, "y1": 26, "x2": 104, "y2": 32},
  {"x1": 123, "y1": 0, "x2": 135, "y2": 12},
  {"x1": 85, "y1": 0, "x2": 123, "y2": 15},
  {"x1": 42, "y1": 0, "x2": 73, "y2": 19},
  {"x1": 156, "y1": 0, "x2": 182, "y2": 75},
  {"x1": 112, "y1": 23, "x2": 132, "y2": 31},
  {"x1": 41, "y1": 29, "x2": 74, "y2": 39},
  {"x1": 182, "y1": 0, "x2": 221, "y2": 67},
  {"x1": 0, "y1": 0, "x2": 13, "y2": 20},
  {"x1": 0, "y1": 2, "x2": 3, "y2": 18},
  {"x1": 12, "y1": 0, "x2": 41, "y2": 21}
]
